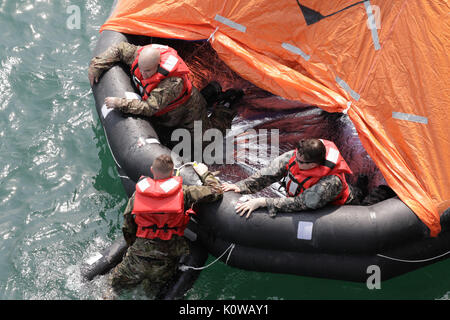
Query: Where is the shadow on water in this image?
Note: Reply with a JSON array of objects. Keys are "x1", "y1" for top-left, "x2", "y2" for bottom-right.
[{"x1": 91, "y1": 117, "x2": 128, "y2": 237}]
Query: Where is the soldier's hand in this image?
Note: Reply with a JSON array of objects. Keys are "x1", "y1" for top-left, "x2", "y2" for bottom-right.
[
  {"x1": 193, "y1": 162, "x2": 208, "y2": 176},
  {"x1": 221, "y1": 183, "x2": 241, "y2": 193},
  {"x1": 104, "y1": 97, "x2": 121, "y2": 109},
  {"x1": 235, "y1": 198, "x2": 266, "y2": 219},
  {"x1": 88, "y1": 67, "x2": 99, "y2": 86}
]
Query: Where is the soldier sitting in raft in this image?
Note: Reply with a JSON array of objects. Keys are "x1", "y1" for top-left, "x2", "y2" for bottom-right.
[
  {"x1": 107, "y1": 154, "x2": 223, "y2": 298},
  {"x1": 221, "y1": 138, "x2": 368, "y2": 219},
  {"x1": 88, "y1": 42, "x2": 243, "y2": 141}
]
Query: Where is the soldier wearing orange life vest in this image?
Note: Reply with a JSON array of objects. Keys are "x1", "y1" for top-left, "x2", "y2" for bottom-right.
[
  {"x1": 130, "y1": 45, "x2": 193, "y2": 116},
  {"x1": 108, "y1": 154, "x2": 223, "y2": 297},
  {"x1": 88, "y1": 41, "x2": 243, "y2": 140},
  {"x1": 132, "y1": 174, "x2": 190, "y2": 241},
  {"x1": 284, "y1": 139, "x2": 352, "y2": 204},
  {"x1": 221, "y1": 138, "x2": 365, "y2": 219}
]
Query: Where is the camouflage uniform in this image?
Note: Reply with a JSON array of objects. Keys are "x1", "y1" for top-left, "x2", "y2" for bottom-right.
[
  {"x1": 235, "y1": 150, "x2": 362, "y2": 216},
  {"x1": 109, "y1": 170, "x2": 223, "y2": 297},
  {"x1": 89, "y1": 42, "x2": 237, "y2": 137}
]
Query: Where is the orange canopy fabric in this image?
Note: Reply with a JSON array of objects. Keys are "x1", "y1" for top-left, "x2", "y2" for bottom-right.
[{"x1": 101, "y1": 0, "x2": 450, "y2": 236}]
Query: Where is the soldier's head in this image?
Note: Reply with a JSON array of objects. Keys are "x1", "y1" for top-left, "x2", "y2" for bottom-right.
[
  {"x1": 295, "y1": 139, "x2": 326, "y2": 170},
  {"x1": 139, "y1": 46, "x2": 161, "y2": 79},
  {"x1": 151, "y1": 154, "x2": 174, "y2": 179}
]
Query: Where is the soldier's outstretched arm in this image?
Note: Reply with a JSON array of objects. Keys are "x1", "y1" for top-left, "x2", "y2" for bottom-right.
[
  {"x1": 88, "y1": 41, "x2": 139, "y2": 86},
  {"x1": 235, "y1": 151, "x2": 293, "y2": 194},
  {"x1": 183, "y1": 171, "x2": 224, "y2": 209},
  {"x1": 265, "y1": 175, "x2": 343, "y2": 216}
]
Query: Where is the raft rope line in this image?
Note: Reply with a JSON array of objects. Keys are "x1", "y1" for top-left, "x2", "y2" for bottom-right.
[
  {"x1": 101, "y1": 126, "x2": 122, "y2": 170},
  {"x1": 174, "y1": 26, "x2": 219, "y2": 66},
  {"x1": 376, "y1": 250, "x2": 450, "y2": 263},
  {"x1": 179, "y1": 243, "x2": 236, "y2": 271},
  {"x1": 208, "y1": 26, "x2": 219, "y2": 43},
  {"x1": 175, "y1": 160, "x2": 237, "y2": 271}
]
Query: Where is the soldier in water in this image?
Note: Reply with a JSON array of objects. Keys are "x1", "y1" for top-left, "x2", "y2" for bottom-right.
[{"x1": 107, "y1": 154, "x2": 223, "y2": 298}]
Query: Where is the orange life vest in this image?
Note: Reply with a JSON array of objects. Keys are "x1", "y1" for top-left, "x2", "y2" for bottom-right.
[
  {"x1": 130, "y1": 44, "x2": 192, "y2": 116},
  {"x1": 131, "y1": 175, "x2": 192, "y2": 240},
  {"x1": 284, "y1": 139, "x2": 352, "y2": 205}
]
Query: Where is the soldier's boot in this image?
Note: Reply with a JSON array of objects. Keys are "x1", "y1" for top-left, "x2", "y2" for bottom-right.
[
  {"x1": 216, "y1": 88, "x2": 244, "y2": 118},
  {"x1": 355, "y1": 174, "x2": 369, "y2": 202},
  {"x1": 217, "y1": 89, "x2": 244, "y2": 108},
  {"x1": 200, "y1": 81, "x2": 222, "y2": 108},
  {"x1": 362, "y1": 185, "x2": 396, "y2": 206},
  {"x1": 202, "y1": 88, "x2": 244, "y2": 136}
]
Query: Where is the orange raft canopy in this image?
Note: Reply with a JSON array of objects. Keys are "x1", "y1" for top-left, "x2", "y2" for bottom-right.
[{"x1": 100, "y1": 0, "x2": 449, "y2": 237}]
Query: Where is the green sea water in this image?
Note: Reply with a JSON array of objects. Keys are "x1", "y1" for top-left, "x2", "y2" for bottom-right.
[{"x1": 0, "y1": 0, "x2": 448, "y2": 300}]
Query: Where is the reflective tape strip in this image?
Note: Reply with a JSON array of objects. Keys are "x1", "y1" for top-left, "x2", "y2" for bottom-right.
[
  {"x1": 137, "y1": 178, "x2": 151, "y2": 192},
  {"x1": 326, "y1": 148, "x2": 339, "y2": 164},
  {"x1": 286, "y1": 175, "x2": 298, "y2": 195},
  {"x1": 160, "y1": 178, "x2": 179, "y2": 193},
  {"x1": 288, "y1": 179, "x2": 298, "y2": 196},
  {"x1": 125, "y1": 91, "x2": 141, "y2": 100},
  {"x1": 151, "y1": 44, "x2": 168, "y2": 49},
  {"x1": 137, "y1": 137, "x2": 160, "y2": 148},
  {"x1": 145, "y1": 138, "x2": 160, "y2": 144},
  {"x1": 297, "y1": 221, "x2": 314, "y2": 240},
  {"x1": 392, "y1": 112, "x2": 428, "y2": 124},
  {"x1": 281, "y1": 42, "x2": 310, "y2": 61},
  {"x1": 161, "y1": 55, "x2": 178, "y2": 72},
  {"x1": 336, "y1": 76, "x2": 360, "y2": 101},
  {"x1": 364, "y1": 1, "x2": 381, "y2": 51},
  {"x1": 101, "y1": 104, "x2": 113, "y2": 118},
  {"x1": 214, "y1": 14, "x2": 246, "y2": 32}
]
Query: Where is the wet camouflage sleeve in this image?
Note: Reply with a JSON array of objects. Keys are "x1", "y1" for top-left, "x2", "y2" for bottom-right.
[
  {"x1": 122, "y1": 195, "x2": 137, "y2": 247},
  {"x1": 121, "y1": 171, "x2": 223, "y2": 245},
  {"x1": 235, "y1": 151, "x2": 294, "y2": 194},
  {"x1": 182, "y1": 171, "x2": 224, "y2": 208},
  {"x1": 265, "y1": 175, "x2": 343, "y2": 216},
  {"x1": 115, "y1": 77, "x2": 184, "y2": 117},
  {"x1": 89, "y1": 41, "x2": 186, "y2": 118},
  {"x1": 233, "y1": 149, "x2": 345, "y2": 216},
  {"x1": 88, "y1": 41, "x2": 139, "y2": 79}
]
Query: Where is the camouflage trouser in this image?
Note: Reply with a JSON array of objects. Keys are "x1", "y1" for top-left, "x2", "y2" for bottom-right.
[{"x1": 109, "y1": 236, "x2": 189, "y2": 298}]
